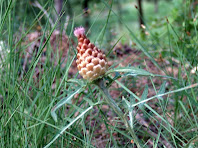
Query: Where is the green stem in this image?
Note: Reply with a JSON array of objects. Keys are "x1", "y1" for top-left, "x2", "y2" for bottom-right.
[{"x1": 95, "y1": 78, "x2": 141, "y2": 148}]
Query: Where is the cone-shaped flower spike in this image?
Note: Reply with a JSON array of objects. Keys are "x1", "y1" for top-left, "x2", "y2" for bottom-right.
[{"x1": 74, "y1": 27, "x2": 108, "y2": 81}]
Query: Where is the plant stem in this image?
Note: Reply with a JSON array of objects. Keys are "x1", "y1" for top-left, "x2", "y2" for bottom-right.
[{"x1": 95, "y1": 78, "x2": 141, "y2": 148}]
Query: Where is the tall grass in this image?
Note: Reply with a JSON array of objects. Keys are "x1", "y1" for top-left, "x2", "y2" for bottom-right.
[{"x1": 0, "y1": 0, "x2": 198, "y2": 147}]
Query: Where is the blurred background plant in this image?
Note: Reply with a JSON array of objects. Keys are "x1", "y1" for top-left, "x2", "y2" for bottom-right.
[{"x1": 0, "y1": 0, "x2": 198, "y2": 147}]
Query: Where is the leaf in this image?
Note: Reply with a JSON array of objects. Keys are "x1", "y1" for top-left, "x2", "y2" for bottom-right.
[
  {"x1": 157, "y1": 81, "x2": 166, "y2": 100},
  {"x1": 67, "y1": 78, "x2": 87, "y2": 87},
  {"x1": 106, "y1": 66, "x2": 176, "y2": 80},
  {"x1": 122, "y1": 96, "x2": 131, "y2": 108},
  {"x1": 83, "y1": 97, "x2": 95, "y2": 106},
  {"x1": 104, "y1": 73, "x2": 121, "y2": 88},
  {"x1": 122, "y1": 96, "x2": 134, "y2": 128},
  {"x1": 138, "y1": 84, "x2": 148, "y2": 110},
  {"x1": 114, "y1": 72, "x2": 122, "y2": 79},
  {"x1": 106, "y1": 66, "x2": 154, "y2": 77},
  {"x1": 51, "y1": 87, "x2": 85, "y2": 122}
]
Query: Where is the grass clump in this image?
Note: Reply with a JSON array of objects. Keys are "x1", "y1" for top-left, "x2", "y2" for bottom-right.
[{"x1": 1, "y1": 0, "x2": 198, "y2": 147}]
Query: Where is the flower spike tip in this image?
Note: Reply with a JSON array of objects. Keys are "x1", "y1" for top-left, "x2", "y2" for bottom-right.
[{"x1": 74, "y1": 26, "x2": 108, "y2": 81}]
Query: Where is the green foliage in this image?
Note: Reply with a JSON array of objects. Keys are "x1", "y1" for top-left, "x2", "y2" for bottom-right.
[{"x1": 1, "y1": 0, "x2": 198, "y2": 147}]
